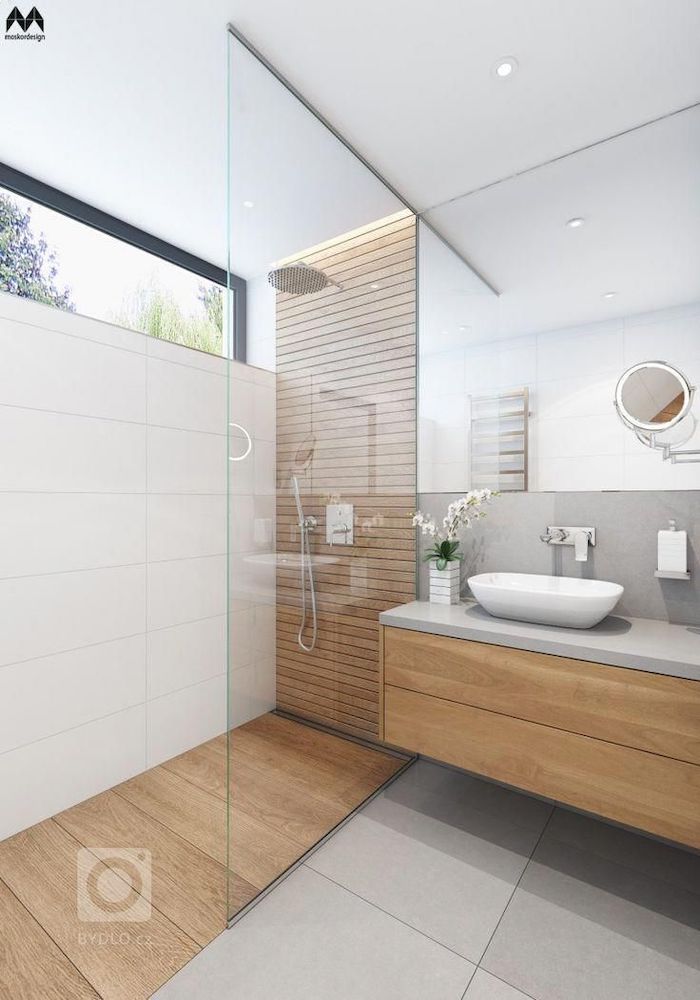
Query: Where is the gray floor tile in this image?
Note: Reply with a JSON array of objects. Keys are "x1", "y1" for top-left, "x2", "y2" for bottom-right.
[
  {"x1": 546, "y1": 806, "x2": 700, "y2": 896},
  {"x1": 388, "y1": 760, "x2": 552, "y2": 833},
  {"x1": 153, "y1": 865, "x2": 473, "y2": 1000},
  {"x1": 464, "y1": 969, "x2": 532, "y2": 999},
  {"x1": 483, "y1": 833, "x2": 700, "y2": 1000},
  {"x1": 306, "y1": 761, "x2": 548, "y2": 962}
]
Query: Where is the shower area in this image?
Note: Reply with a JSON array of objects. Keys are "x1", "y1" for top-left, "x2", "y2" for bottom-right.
[{"x1": 0, "y1": 26, "x2": 416, "y2": 1000}]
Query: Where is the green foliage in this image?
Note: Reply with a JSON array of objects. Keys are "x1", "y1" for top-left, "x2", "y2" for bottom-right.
[
  {"x1": 423, "y1": 538, "x2": 461, "y2": 571},
  {"x1": 113, "y1": 282, "x2": 224, "y2": 354},
  {"x1": 0, "y1": 193, "x2": 74, "y2": 309}
]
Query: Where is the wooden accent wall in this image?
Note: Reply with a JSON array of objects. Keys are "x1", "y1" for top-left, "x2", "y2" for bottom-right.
[{"x1": 275, "y1": 214, "x2": 417, "y2": 739}]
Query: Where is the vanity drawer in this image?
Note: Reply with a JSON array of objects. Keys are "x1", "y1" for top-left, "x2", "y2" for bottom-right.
[
  {"x1": 384, "y1": 685, "x2": 700, "y2": 849},
  {"x1": 383, "y1": 626, "x2": 700, "y2": 764}
]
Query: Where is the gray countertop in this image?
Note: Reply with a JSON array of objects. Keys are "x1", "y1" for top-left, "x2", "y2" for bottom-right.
[{"x1": 379, "y1": 601, "x2": 700, "y2": 681}]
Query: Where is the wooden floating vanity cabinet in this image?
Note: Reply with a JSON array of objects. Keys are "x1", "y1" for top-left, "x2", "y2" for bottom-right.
[{"x1": 380, "y1": 622, "x2": 700, "y2": 849}]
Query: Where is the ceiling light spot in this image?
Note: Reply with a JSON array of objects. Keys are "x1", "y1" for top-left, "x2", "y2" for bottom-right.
[
  {"x1": 566, "y1": 217, "x2": 585, "y2": 229},
  {"x1": 493, "y1": 57, "x2": 518, "y2": 78},
  {"x1": 458, "y1": 325, "x2": 470, "y2": 333},
  {"x1": 370, "y1": 283, "x2": 380, "y2": 290},
  {"x1": 603, "y1": 291, "x2": 617, "y2": 299},
  {"x1": 243, "y1": 200, "x2": 254, "y2": 209}
]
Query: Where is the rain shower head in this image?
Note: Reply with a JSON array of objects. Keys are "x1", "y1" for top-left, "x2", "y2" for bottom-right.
[{"x1": 267, "y1": 261, "x2": 341, "y2": 296}]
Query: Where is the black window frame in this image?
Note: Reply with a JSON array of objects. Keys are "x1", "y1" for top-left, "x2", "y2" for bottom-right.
[{"x1": 0, "y1": 161, "x2": 247, "y2": 362}]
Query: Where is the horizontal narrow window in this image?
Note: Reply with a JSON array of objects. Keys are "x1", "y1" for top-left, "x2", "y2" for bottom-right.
[{"x1": 0, "y1": 167, "x2": 246, "y2": 361}]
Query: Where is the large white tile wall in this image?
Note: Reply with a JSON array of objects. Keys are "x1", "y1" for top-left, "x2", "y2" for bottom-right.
[
  {"x1": 0, "y1": 293, "x2": 276, "y2": 839},
  {"x1": 420, "y1": 301, "x2": 700, "y2": 492}
]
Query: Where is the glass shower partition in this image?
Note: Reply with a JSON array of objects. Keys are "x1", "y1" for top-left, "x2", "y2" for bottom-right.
[{"x1": 226, "y1": 25, "x2": 416, "y2": 922}]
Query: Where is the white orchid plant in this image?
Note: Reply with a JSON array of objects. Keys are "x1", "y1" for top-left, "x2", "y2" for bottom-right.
[{"x1": 413, "y1": 490, "x2": 498, "y2": 570}]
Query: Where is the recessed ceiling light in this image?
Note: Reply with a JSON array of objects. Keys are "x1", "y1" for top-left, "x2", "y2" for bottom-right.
[
  {"x1": 243, "y1": 200, "x2": 254, "y2": 209},
  {"x1": 566, "y1": 217, "x2": 585, "y2": 229},
  {"x1": 603, "y1": 291, "x2": 617, "y2": 299},
  {"x1": 493, "y1": 57, "x2": 518, "y2": 78},
  {"x1": 458, "y1": 325, "x2": 470, "y2": 333}
]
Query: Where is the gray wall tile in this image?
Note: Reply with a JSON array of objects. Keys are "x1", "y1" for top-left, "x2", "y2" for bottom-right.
[{"x1": 417, "y1": 491, "x2": 700, "y2": 625}]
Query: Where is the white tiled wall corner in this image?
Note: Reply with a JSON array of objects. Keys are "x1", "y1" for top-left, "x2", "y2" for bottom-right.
[{"x1": 0, "y1": 295, "x2": 277, "y2": 839}]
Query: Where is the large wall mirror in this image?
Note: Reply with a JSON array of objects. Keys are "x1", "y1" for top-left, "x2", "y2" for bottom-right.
[{"x1": 418, "y1": 104, "x2": 700, "y2": 492}]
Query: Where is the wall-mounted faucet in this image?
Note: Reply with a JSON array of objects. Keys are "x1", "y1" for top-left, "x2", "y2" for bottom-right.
[{"x1": 540, "y1": 526, "x2": 596, "y2": 562}]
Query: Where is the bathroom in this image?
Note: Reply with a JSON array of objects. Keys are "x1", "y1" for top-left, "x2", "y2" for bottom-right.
[{"x1": 0, "y1": 4, "x2": 698, "y2": 999}]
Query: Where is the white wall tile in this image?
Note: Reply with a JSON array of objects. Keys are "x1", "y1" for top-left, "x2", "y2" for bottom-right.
[
  {"x1": 229, "y1": 377, "x2": 255, "y2": 438},
  {"x1": 624, "y1": 450, "x2": 700, "y2": 490},
  {"x1": 624, "y1": 308, "x2": 700, "y2": 372},
  {"x1": 431, "y1": 462, "x2": 469, "y2": 493},
  {"x1": 229, "y1": 606, "x2": 253, "y2": 670},
  {"x1": 536, "y1": 373, "x2": 618, "y2": 420},
  {"x1": 0, "y1": 705, "x2": 146, "y2": 840},
  {"x1": 251, "y1": 656, "x2": 277, "y2": 718},
  {"x1": 253, "y1": 366, "x2": 276, "y2": 388},
  {"x1": 537, "y1": 455, "x2": 625, "y2": 491},
  {"x1": 0, "y1": 636, "x2": 145, "y2": 754},
  {"x1": 146, "y1": 674, "x2": 226, "y2": 768},
  {"x1": 253, "y1": 384, "x2": 276, "y2": 441},
  {"x1": 147, "y1": 494, "x2": 226, "y2": 562},
  {"x1": 0, "y1": 407, "x2": 146, "y2": 492},
  {"x1": 146, "y1": 334, "x2": 227, "y2": 375},
  {"x1": 0, "y1": 494, "x2": 146, "y2": 579},
  {"x1": 229, "y1": 494, "x2": 255, "y2": 553},
  {"x1": 0, "y1": 565, "x2": 146, "y2": 667},
  {"x1": 420, "y1": 350, "x2": 465, "y2": 398},
  {"x1": 228, "y1": 442, "x2": 255, "y2": 494},
  {"x1": 254, "y1": 439, "x2": 276, "y2": 496},
  {"x1": 248, "y1": 338, "x2": 276, "y2": 373},
  {"x1": 536, "y1": 321, "x2": 623, "y2": 382},
  {"x1": 0, "y1": 291, "x2": 147, "y2": 355},
  {"x1": 537, "y1": 415, "x2": 625, "y2": 458},
  {"x1": 0, "y1": 322, "x2": 147, "y2": 422},
  {"x1": 229, "y1": 360, "x2": 256, "y2": 384},
  {"x1": 229, "y1": 551, "x2": 277, "y2": 606},
  {"x1": 147, "y1": 554, "x2": 227, "y2": 630},
  {"x1": 147, "y1": 357, "x2": 227, "y2": 435},
  {"x1": 147, "y1": 615, "x2": 226, "y2": 699},
  {"x1": 253, "y1": 603, "x2": 276, "y2": 659},
  {"x1": 147, "y1": 426, "x2": 226, "y2": 494}
]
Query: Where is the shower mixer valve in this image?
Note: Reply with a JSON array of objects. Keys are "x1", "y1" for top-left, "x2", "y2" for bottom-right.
[{"x1": 326, "y1": 503, "x2": 354, "y2": 545}]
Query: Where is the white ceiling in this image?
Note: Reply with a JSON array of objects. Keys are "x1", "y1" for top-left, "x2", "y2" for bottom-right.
[
  {"x1": 0, "y1": 0, "x2": 698, "y2": 300},
  {"x1": 425, "y1": 105, "x2": 700, "y2": 339}
]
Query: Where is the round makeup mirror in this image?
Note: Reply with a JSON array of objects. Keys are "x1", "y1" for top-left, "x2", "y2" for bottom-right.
[{"x1": 614, "y1": 361, "x2": 694, "y2": 433}]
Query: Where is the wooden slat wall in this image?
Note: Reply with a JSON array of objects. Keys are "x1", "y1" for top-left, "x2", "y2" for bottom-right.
[{"x1": 275, "y1": 214, "x2": 417, "y2": 738}]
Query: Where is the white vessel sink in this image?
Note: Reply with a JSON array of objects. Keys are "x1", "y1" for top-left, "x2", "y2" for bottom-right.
[{"x1": 468, "y1": 572, "x2": 624, "y2": 629}]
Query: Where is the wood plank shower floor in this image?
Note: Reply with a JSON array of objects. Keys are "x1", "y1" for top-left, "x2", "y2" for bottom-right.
[{"x1": 0, "y1": 713, "x2": 404, "y2": 1000}]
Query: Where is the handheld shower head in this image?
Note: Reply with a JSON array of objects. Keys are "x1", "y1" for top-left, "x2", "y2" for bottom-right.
[{"x1": 291, "y1": 475, "x2": 304, "y2": 527}]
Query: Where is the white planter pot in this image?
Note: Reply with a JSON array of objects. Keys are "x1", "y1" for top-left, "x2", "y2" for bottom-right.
[{"x1": 429, "y1": 562, "x2": 461, "y2": 605}]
